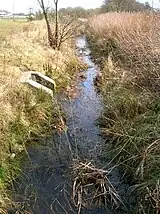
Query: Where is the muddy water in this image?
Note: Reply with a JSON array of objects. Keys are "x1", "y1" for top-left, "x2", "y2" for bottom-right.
[{"x1": 8, "y1": 36, "x2": 133, "y2": 214}]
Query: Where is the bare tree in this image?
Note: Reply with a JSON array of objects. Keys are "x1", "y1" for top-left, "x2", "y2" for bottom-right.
[
  {"x1": 37, "y1": 0, "x2": 55, "y2": 48},
  {"x1": 37, "y1": 0, "x2": 77, "y2": 50}
]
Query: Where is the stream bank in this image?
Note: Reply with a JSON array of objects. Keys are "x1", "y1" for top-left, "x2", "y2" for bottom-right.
[
  {"x1": 7, "y1": 36, "x2": 135, "y2": 214},
  {"x1": 86, "y1": 13, "x2": 160, "y2": 213}
]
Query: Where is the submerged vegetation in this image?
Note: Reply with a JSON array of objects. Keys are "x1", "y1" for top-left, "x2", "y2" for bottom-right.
[
  {"x1": 0, "y1": 19, "x2": 85, "y2": 210},
  {"x1": 87, "y1": 12, "x2": 160, "y2": 213}
]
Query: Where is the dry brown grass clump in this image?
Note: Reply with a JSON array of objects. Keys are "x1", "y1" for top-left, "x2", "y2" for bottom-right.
[{"x1": 88, "y1": 12, "x2": 160, "y2": 91}]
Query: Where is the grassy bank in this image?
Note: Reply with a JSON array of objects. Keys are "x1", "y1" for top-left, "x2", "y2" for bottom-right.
[
  {"x1": 0, "y1": 20, "x2": 85, "y2": 210},
  {"x1": 87, "y1": 12, "x2": 160, "y2": 213}
]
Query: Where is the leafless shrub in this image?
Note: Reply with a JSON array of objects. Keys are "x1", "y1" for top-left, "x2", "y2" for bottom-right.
[
  {"x1": 37, "y1": 0, "x2": 78, "y2": 50},
  {"x1": 57, "y1": 17, "x2": 77, "y2": 49}
]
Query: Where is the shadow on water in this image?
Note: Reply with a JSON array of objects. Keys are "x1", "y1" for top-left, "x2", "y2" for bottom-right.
[{"x1": 8, "y1": 36, "x2": 135, "y2": 214}]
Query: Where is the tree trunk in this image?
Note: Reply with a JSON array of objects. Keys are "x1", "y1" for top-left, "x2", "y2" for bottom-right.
[
  {"x1": 55, "y1": 0, "x2": 59, "y2": 49},
  {"x1": 39, "y1": 0, "x2": 55, "y2": 48},
  {"x1": 45, "y1": 13, "x2": 55, "y2": 48}
]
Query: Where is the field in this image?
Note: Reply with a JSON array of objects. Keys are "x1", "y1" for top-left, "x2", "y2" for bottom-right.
[
  {"x1": 0, "y1": 19, "x2": 85, "y2": 211},
  {"x1": 87, "y1": 12, "x2": 160, "y2": 213},
  {"x1": 0, "y1": 19, "x2": 27, "y2": 39}
]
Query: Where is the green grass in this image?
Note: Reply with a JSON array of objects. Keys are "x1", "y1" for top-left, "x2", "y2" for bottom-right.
[
  {"x1": 0, "y1": 87, "x2": 54, "y2": 174},
  {"x1": 100, "y1": 85, "x2": 160, "y2": 213},
  {"x1": 0, "y1": 85, "x2": 65, "y2": 212}
]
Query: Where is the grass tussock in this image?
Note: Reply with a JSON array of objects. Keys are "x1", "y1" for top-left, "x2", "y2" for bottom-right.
[
  {"x1": 0, "y1": 20, "x2": 85, "y2": 210},
  {"x1": 88, "y1": 12, "x2": 160, "y2": 92},
  {"x1": 87, "y1": 12, "x2": 160, "y2": 213}
]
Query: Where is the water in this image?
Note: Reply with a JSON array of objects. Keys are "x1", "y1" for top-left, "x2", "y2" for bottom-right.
[
  {"x1": 63, "y1": 36, "x2": 103, "y2": 156},
  {"x1": 8, "y1": 36, "x2": 133, "y2": 214}
]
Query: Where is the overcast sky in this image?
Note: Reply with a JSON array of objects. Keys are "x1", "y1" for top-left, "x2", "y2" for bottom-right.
[{"x1": 0, "y1": 0, "x2": 160, "y2": 14}]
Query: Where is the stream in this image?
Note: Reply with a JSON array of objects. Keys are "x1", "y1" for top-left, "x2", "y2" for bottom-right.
[{"x1": 8, "y1": 36, "x2": 134, "y2": 214}]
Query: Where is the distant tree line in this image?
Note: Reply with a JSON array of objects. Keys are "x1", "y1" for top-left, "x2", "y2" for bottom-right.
[
  {"x1": 34, "y1": 0, "x2": 153, "y2": 22},
  {"x1": 35, "y1": 6, "x2": 100, "y2": 20},
  {"x1": 59, "y1": 7, "x2": 87, "y2": 18},
  {"x1": 101, "y1": 0, "x2": 152, "y2": 12}
]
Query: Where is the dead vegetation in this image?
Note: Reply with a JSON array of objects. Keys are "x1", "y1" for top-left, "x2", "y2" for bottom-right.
[
  {"x1": 88, "y1": 12, "x2": 160, "y2": 92},
  {"x1": 72, "y1": 160, "x2": 122, "y2": 213}
]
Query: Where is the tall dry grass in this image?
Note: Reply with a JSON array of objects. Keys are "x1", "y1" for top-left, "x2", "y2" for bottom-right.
[
  {"x1": 87, "y1": 12, "x2": 160, "y2": 213},
  {"x1": 88, "y1": 12, "x2": 160, "y2": 91}
]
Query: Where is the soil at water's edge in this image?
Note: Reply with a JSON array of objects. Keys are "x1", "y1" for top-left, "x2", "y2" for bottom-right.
[{"x1": 8, "y1": 36, "x2": 135, "y2": 214}]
